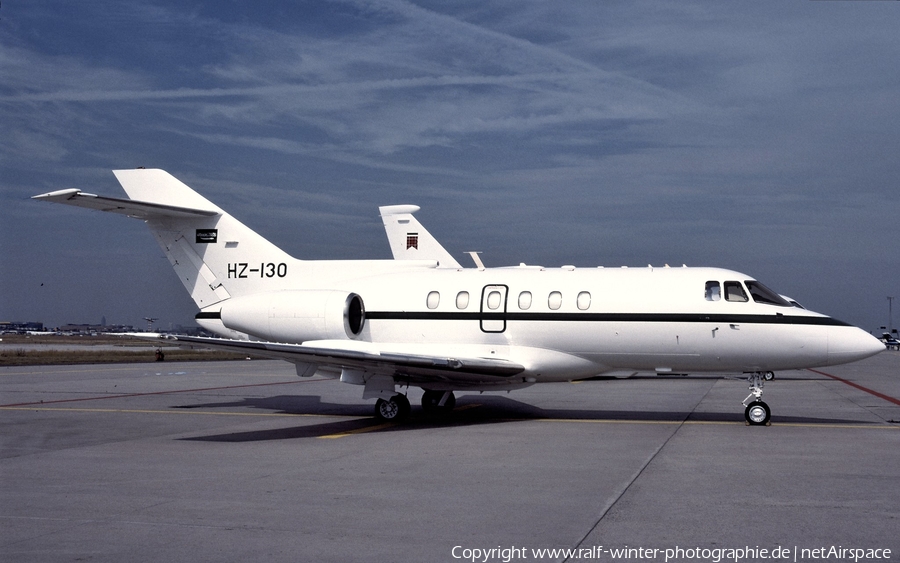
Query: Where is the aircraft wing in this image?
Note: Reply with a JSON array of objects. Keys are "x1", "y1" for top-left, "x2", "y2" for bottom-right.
[
  {"x1": 151, "y1": 334, "x2": 525, "y2": 385},
  {"x1": 32, "y1": 189, "x2": 219, "y2": 219}
]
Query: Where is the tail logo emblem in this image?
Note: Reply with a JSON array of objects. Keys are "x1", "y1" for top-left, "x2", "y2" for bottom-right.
[{"x1": 196, "y1": 229, "x2": 218, "y2": 244}]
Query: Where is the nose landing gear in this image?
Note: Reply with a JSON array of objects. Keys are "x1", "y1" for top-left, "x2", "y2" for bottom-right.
[{"x1": 742, "y1": 372, "x2": 771, "y2": 425}]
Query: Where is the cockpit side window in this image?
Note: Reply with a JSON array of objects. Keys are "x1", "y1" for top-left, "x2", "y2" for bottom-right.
[
  {"x1": 724, "y1": 281, "x2": 748, "y2": 302},
  {"x1": 745, "y1": 280, "x2": 791, "y2": 307},
  {"x1": 705, "y1": 281, "x2": 721, "y2": 301}
]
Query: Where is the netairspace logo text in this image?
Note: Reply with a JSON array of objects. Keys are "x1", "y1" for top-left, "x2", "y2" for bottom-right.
[{"x1": 450, "y1": 545, "x2": 892, "y2": 563}]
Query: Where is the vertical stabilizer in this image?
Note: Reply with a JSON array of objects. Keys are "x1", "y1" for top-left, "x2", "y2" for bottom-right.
[{"x1": 109, "y1": 169, "x2": 297, "y2": 309}]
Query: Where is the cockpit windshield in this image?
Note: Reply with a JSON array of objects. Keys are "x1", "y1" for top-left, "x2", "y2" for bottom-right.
[{"x1": 745, "y1": 280, "x2": 792, "y2": 307}]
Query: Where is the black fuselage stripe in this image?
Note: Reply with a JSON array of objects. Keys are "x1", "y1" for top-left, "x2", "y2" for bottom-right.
[
  {"x1": 364, "y1": 311, "x2": 850, "y2": 327},
  {"x1": 196, "y1": 310, "x2": 849, "y2": 327}
]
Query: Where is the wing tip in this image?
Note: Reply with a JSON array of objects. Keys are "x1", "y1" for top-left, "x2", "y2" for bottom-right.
[{"x1": 32, "y1": 188, "x2": 89, "y2": 201}]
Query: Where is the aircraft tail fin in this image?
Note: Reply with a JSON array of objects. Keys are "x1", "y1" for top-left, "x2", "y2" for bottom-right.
[
  {"x1": 379, "y1": 204, "x2": 462, "y2": 268},
  {"x1": 34, "y1": 169, "x2": 295, "y2": 311}
]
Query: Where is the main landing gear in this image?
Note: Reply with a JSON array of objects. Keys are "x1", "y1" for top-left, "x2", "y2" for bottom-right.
[
  {"x1": 374, "y1": 394, "x2": 410, "y2": 421},
  {"x1": 421, "y1": 390, "x2": 456, "y2": 414},
  {"x1": 742, "y1": 372, "x2": 771, "y2": 426},
  {"x1": 373, "y1": 391, "x2": 458, "y2": 422}
]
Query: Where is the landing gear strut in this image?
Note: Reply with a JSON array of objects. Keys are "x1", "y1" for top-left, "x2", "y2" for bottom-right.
[
  {"x1": 374, "y1": 394, "x2": 410, "y2": 422},
  {"x1": 742, "y1": 372, "x2": 771, "y2": 426},
  {"x1": 421, "y1": 390, "x2": 456, "y2": 414}
]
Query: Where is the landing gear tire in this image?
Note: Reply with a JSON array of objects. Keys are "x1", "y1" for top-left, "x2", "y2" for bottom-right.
[
  {"x1": 375, "y1": 394, "x2": 410, "y2": 422},
  {"x1": 763, "y1": 371, "x2": 775, "y2": 381},
  {"x1": 421, "y1": 390, "x2": 456, "y2": 414},
  {"x1": 744, "y1": 401, "x2": 770, "y2": 426}
]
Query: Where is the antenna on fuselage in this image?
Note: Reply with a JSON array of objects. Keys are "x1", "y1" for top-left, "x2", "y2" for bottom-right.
[{"x1": 466, "y1": 251, "x2": 485, "y2": 270}]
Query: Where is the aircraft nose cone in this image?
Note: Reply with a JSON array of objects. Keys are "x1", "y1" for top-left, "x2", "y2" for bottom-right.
[{"x1": 827, "y1": 326, "x2": 886, "y2": 365}]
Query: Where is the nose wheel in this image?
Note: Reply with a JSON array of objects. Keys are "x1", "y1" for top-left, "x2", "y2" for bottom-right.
[
  {"x1": 742, "y1": 372, "x2": 771, "y2": 426},
  {"x1": 744, "y1": 401, "x2": 770, "y2": 425}
]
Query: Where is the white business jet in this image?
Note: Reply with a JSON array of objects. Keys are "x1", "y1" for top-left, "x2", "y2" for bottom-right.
[{"x1": 34, "y1": 169, "x2": 885, "y2": 425}]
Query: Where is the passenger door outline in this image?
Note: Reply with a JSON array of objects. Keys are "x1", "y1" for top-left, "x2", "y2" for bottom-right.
[{"x1": 480, "y1": 284, "x2": 508, "y2": 333}]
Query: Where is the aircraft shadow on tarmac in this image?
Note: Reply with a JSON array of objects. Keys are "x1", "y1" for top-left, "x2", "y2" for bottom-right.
[{"x1": 176, "y1": 394, "x2": 874, "y2": 443}]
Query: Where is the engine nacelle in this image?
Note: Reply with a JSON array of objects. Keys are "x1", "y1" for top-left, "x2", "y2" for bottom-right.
[{"x1": 218, "y1": 290, "x2": 365, "y2": 343}]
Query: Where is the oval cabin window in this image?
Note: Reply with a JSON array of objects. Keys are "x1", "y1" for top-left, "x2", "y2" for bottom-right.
[
  {"x1": 577, "y1": 291, "x2": 591, "y2": 310},
  {"x1": 518, "y1": 291, "x2": 532, "y2": 310},
  {"x1": 426, "y1": 291, "x2": 440, "y2": 309},
  {"x1": 456, "y1": 291, "x2": 469, "y2": 309},
  {"x1": 487, "y1": 290, "x2": 502, "y2": 310},
  {"x1": 548, "y1": 291, "x2": 562, "y2": 310}
]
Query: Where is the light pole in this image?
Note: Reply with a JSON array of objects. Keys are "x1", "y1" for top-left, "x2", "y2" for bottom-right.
[{"x1": 888, "y1": 296, "x2": 895, "y2": 335}]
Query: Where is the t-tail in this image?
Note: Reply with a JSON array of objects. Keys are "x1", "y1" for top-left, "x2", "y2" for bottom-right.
[{"x1": 33, "y1": 168, "x2": 296, "y2": 336}]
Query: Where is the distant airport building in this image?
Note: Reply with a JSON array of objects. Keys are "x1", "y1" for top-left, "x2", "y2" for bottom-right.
[
  {"x1": 59, "y1": 324, "x2": 136, "y2": 334},
  {"x1": 0, "y1": 321, "x2": 45, "y2": 334},
  {"x1": 2, "y1": 320, "x2": 211, "y2": 336}
]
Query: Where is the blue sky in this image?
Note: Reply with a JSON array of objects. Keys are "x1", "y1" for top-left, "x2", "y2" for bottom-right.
[{"x1": 1, "y1": 0, "x2": 898, "y2": 332}]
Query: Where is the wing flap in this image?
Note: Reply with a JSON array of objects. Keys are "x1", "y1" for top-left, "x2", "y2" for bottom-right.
[{"x1": 32, "y1": 189, "x2": 219, "y2": 219}]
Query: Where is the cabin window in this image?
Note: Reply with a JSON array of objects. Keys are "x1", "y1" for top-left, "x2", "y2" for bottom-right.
[
  {"x1": 426, "y1": 291, "x2": 440, "y2": 309},
  {"x1": 456, "y1": 291, "x2": 469, "y2": 309},
  {"x1": 705, "y1": 281, "x2": 721, "y2": 301},
  {"x1": 486, "y1": 290, "x2": 502, "y2": 310},
  {"x1": 745, "y1": 280, "x2": 791, "y2": 307},
  {"x1": 548, "y1": 291, "x2": 562, "y2": 310},
  {"x1": 518, "y1": 291, "x2": 532, "y2": 310},
  {"x1": 577, "y1": 291, "x2": 591, "y2": 310},
  {"x1": 724, "y1": 281, "x2": 748, "y2": 302}
]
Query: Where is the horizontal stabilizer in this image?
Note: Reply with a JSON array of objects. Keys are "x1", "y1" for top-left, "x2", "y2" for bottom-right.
[{"x1": 32, "y1": 189, "x2": 219, "y2": 220}]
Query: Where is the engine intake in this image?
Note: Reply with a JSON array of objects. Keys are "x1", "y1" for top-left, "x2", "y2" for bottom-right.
[{"x1": 218, "y1": 290, "x2": 365, "y2": 343}]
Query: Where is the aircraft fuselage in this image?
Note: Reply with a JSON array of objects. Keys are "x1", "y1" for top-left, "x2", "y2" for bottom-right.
[{"x1": 197, "y1": 261, "x2": 880, "y2": 387}]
